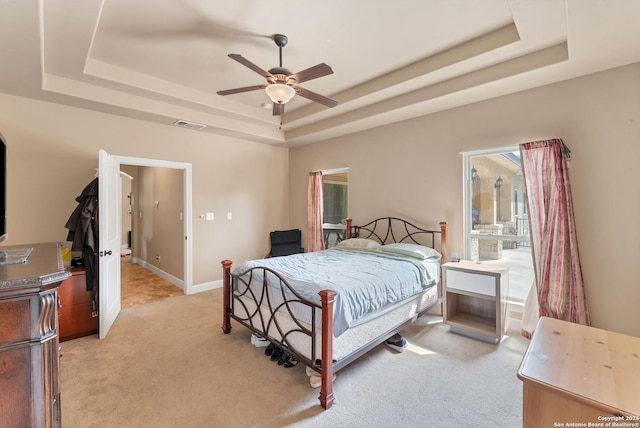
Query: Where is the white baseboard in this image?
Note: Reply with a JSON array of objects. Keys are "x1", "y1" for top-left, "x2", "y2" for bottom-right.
[{"x1": 189, "y1": 279, "x2": 223, "y2": 294}]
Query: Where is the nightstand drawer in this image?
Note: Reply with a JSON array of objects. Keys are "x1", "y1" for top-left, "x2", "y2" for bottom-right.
[{"x1": 445, "y1": 268, "x2": 496, "y2": 296}]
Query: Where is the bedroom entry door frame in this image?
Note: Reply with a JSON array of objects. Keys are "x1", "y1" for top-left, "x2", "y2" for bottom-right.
[{"x1": 98, "y1": 150, "x2": 193, "y2": 338}]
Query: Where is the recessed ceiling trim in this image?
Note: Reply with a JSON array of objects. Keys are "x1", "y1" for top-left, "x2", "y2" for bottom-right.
[
  {"x1": 15, "y1": 0, "x2": 640, "y2": 148},
  {"x1": 285, "y1": 42, "x2": 569, "y2": 144},
  {"x1": 284, "y1": 23, "x2": 521, "y2": 124},
  {"x1": 41, "y1": 73, "x2": 285, "y2": 142},
  {"x1": 83, "y1": 58, "x2": 277, "y2": 126}
]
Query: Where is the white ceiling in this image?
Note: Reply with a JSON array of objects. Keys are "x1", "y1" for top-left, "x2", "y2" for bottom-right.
[{"x1": 1, "y1": 0, "x2": 640, "y2": 147}]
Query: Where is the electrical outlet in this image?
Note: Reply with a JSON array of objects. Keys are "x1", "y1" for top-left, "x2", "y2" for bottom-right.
[{"x1": 206, "y1": 212, "x2": 214, "y2": 221}]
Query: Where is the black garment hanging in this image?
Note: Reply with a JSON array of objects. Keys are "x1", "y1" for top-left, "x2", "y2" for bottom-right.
[{"x1": 64, "y1": 178, "x2": 98, "y2": 293}]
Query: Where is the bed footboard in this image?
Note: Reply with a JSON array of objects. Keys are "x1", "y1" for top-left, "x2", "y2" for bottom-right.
[{"x1": 221, "y1": 260, "x2": 337, "y2": 409}]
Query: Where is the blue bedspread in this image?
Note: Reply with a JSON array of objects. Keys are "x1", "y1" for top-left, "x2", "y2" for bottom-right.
[{"x1": 232, "y1": 247, "x2": 439, "y2": 337}]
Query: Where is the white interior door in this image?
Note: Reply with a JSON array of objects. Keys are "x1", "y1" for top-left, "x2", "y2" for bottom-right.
[{"x1": 98, "y1": 149, "x2": 122, "y2": 338}]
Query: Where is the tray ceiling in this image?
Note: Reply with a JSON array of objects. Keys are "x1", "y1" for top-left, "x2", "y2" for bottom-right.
[{"x1": 1, "y1": 0, "x2": 639, "y2": 147}]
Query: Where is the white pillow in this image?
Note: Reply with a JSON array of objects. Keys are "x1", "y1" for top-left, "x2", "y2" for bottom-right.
[
  {"x1": 335, "y1": 238, "x2": 381, "y2": 249},
  {"x1": 378, "y1": 243, "x2": 441, "y2": 261}
]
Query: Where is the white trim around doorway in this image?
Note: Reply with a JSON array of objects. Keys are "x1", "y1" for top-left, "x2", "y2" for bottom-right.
[{"x1": 113, "y1": 155, "x2": 193, "y2": 295}]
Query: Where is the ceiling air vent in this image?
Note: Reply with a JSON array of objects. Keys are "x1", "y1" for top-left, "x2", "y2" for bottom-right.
[{"x1": 173, "y1": 119, "x2": 207, "y2": 130}]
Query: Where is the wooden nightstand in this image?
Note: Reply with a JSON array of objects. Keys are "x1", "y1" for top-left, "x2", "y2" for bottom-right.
[{"x1": 442, "y1": 260, "x2": 509, "y2": 343}]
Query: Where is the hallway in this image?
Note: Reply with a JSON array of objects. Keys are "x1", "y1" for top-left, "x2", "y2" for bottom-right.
[{"x1": 121, "y1": 257, "x2": 183, "y2": 308}]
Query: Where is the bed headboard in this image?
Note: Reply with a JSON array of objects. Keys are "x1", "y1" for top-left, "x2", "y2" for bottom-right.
[{"x1": 346, "y1": 217, "x2": 448, "y2": 262}]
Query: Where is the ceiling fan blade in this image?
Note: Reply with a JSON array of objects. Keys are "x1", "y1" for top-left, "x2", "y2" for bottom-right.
[
  {"x1": 217, "y1": 84, "x2": 266, "y2": 96},
  {"x1": 289, "y1": 63, "x2": 334, "y2": 84},
  {"x1": 228, "y1": 54, "x2": 274, "y2": 79},
  {"x1": 294, "y1": 87, "x2": 339, "y2": 108},
  {"x1": 272, "y1": 103, "x2": 285, "y2": 116}
]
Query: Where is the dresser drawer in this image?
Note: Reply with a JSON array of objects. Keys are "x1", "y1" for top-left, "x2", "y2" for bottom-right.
[
  {"x1": 0, "y1": 346, "x2": 31, "y2": 423},
  {"x1": 57, "y1": 270, "x2": 92, "y2": 306},
  {"x1": 59, "y1": 303, "x2": 98, "y2": 342},
  {"x1": 0, "y1": 298, "x2": 32, "y2": 345}
]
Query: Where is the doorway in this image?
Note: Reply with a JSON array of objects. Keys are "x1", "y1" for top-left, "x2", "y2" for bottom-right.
[
  {"x1": 120, "y1": 164, "x2": 185, "y2": 308},
  {"x1": 462, "y1": 148, "x2": 534, "y2": 307},
  {"x1": 98, "y1": 150, "x2": 192, "y2": 338}
]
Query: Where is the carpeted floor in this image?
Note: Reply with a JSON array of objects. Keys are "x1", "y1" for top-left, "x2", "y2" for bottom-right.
[{"x1": 59, "y1": 288, "x2": 530, "y2": 428}]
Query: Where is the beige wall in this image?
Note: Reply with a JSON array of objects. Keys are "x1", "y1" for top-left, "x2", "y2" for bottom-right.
[
  {"x1": 120, "y1": 168, "x2": 133, "y2": 247},
  {"x1": 290, "y1": 63, "x2": 640, "y2": 337},
  {"x1": 132, "y1": 166, "x2": 184, "y2": 280},
  {"x1": 121, "y1": 164, "x2": 136, "y2": 249},
  {"x1": 0, "y1": 93, "x2": 290, "y2": 285},
  {"x1": 1, "y1": 62, "x2": 638, "y2": 337}
]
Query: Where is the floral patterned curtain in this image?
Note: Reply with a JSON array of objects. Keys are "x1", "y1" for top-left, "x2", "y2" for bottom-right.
[
  {"x1": 520, "y1": 139, "x2": 590, "y2": 338},
  {"x1": 307, "y1": 171, "x2": 325, "y2": 252}
]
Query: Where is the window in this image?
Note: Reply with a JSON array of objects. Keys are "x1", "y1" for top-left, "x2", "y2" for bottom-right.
[
  {"x1": 463, "y1": 148, "x2": 533, "y2": 305},
  {"x1": 322, "y1": 169, "x2": 348, "y2": 248}
]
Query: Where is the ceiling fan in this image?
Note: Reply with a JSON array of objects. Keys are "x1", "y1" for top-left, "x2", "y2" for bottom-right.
[{"x1": 217, "y1": 34, "x2": 338, "y2": 116}]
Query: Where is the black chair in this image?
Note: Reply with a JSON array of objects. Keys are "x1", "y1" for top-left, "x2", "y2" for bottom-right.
[{"x1": 268, "y1": 229, "x2": 303, "y2": 257}]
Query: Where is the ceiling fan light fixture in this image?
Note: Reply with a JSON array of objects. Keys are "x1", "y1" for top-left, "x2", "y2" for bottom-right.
[
  {"x1": 218, "y1": 34, "x2": 337, "y2": 116},
  {"x1": 265, "y1": 83, "x2": 295, "y2": 104}
]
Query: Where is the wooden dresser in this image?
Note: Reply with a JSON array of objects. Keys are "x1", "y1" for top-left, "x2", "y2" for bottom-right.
[
  {"x1": 517, "y1": 317, "x2": 640, "y2": 426},
  {"x1": 0, "y1": 242, "x2": 71, "y2": 428},
  {"x1": 58, "y1": 266, "x2": 98, "y2": 342}
]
